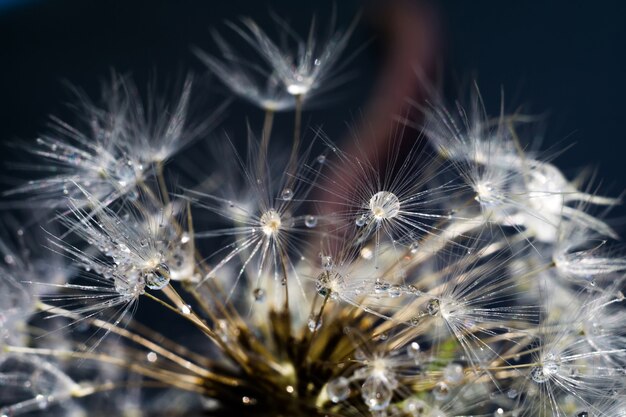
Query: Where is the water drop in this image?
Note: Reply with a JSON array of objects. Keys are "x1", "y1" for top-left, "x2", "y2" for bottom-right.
[
  {"x1": 316, "y1": 154, "x2": 326, "y2": 164},
  {"x1": 369, "y1": 191, "x2": 400, "y2": 220},
  {"x1": 388, "y1": 285, "x2": 402, "y2": 298},
  {"x1": 494, "y1": 408, "x2": 504, "y2": 417},
  {"x1": 180, "y1": 233, "x2": 190, "y2": 244},
  {"x1": 145, "y1": 263, "x2": 170, "y2": 290},
  {"x1": 407, "y1": 342, "x2": 421, "y2": 362},
  {"x1": 443, "y1": 363, "x2": 464, "y2": 384},
  {"x1": 281, "y1": 188, "x2": 294, "y2": 201},
  {"x1": 321, "y1": 255, "x2": 334, "y2": 271},
  {"x1": 314, "y1": 58, "x2": 321, "y2": 66},
  {"x1": 355, "y1": 214, "x2": 367, "y2": 227},
  {"x1": 305, "y1": 215, "x2": 318, "y2": 228},
  {"x1": 403, "y1": 398, "x2": 426, "y2": 417},
  {"x1": 409, "y1": 241, "x2": 419, "y2": 254},
  {"x1": 361, "y1": 376, "x2": 393, "y2": 411},
  {"x1": 427, "y1": 299, "x2": 440, "y2": 316},
  {"x1": 307, "y1": 314, "x2": 322, "y2": 332},
  {"x1": 374, "y1": 279, "x2": 390, "y2": 294},
  {"x1": 326, "y1": 376, "x2": 350, "y2": 403},
  {"x1": 531, "y1": 354, "x2": 560, "y2": 383},
  {"x1": 253, "y1": 288, "x2": 265, "y2": 302},
  {"x1": 432, "y1": 381, "x2": 450, "y2": 401},
  {"x1": 360, "y1": 247, "x2": 373, "y2": 259},
  {"x1": 35, "y1": 394, "x2": 48, "y2": 410}
]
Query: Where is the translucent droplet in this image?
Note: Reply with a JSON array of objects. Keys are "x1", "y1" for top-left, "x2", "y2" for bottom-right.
[
  {"x1": 355, "y1": 214, "x2": 367, "y2": 227},
  {"x1": 388, "y1": 285, "x2": 402, "y2": 298},
  {"x1": 432, "y1": 381, "x2": 450, "y2": 401},
  {"x1": 375, "y1": 332, "x2": 388, "y2": 341},
  {"x1": 314, "y1": 58, "x2": 321, "y2": 66},
  {"x1": 180, "y1": 232, "x2": 190, "y2": 244},
  {"x1": 374, "y1": 279, "x2": 390, "y2": 294},
  {"x1": 327, "y1": 376, "x2": 350, "y2": 403},
  {"x1": 409, "y1": 241, "x2": 419, "y2": 254},
  {"x1": 305, "y1": 215, "x2": 318, "y2": 228},
  {"x1": 494, "y1": 408, "x2": 504, "y2": 417},
  {"x1": 307, "y1": 314, "x2": 322, "y2": 332},
  {"x1": 321, "y1": 255, "x2": 334, "y2": 271},
  {"x1": 407, "y1": 342, "x2": 421, "y2": 362},
  {"x1": 361, "y1": 376, "x2": 393, "y2": 411},
  {"x1": 427, "y1": 299, "x2": 440, "y2": 316},
  {"x1": 253, "y1": 288, "x2": 265, "y2": 302},
  {"x1": 369, "y1": 191, "x2": 400, "y2": 220},
  {"x1": 531, "y1": 354, "x2": 560, "y2": 383},
  {"x1": 577, "y1": 412, "x2": 589, "y2": 417},
  {"x1": 403, "y1": 398, "x2": 426, "y2": 417},
  {"x1": 360, "y1": 247, "x2": 373, "y2": 259},
  {"x1": 281, "y1": 188, "x2": 294, "y2": 201},
  {"x1": 145, "y1": 263, "x2": 170, "y2": 290},
  {"x1": 507, "y1": 389, "x2": 518, "y2": 399},
  {"x1": 316, "y1": 154, "x2": 326, "y2": 164},
  {"x1": 443, "y1": 363, "x2": 464, "y2": 384}
]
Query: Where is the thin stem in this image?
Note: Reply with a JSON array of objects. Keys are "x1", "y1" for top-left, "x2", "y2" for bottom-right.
[{"x1": 286, "y1": 94, "x2": 303, "y2": 188}]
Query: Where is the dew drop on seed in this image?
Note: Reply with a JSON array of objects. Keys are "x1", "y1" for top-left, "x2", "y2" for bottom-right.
[
  {"x1": 355, "y1": 214, "x2": 367, "y2": 227},
  {"x1": 314, "y1": 58, "x2": 321, "y2": 66},
  {"x1": 369, "y1": 191, "x2": 400, "y2": 220},
  {"x1": 307, "y1": 314, "x2": 322, "y2": 332},
  {"x1": 253, "y1": 288, "x2": 265, "y2": 302},
  {"x1": 305, "y1": 215, "x2": 317, "y2": 228},
  {"x1": 361, "y1": 376, "x2": 393, "y2": 411},
  {"x1": 180, "y1": 233, "x2": 190, "y2": 244},
  {"x1": 432, "y1": 381, "x2": 450, "y2": 401},
  {"x1": 407, "y1": 342, "x2": 421, "y2": 362},
  {"x1": 281, "y1": 188, "x2": 294, "y2": 201},
  {"x1": 507, "y1": 389, "x2": 518, "y2": 399},
  {"x1": 145, "y1": 263, "x2": 170, "y2": 290},
  {"x1": 327, "y1": 376, "x2": 350, "y2": 403},
  {"x1": 577, "y1": 412, "x2": 589, "y2": 417},
  {"x1": 427, "y1": 299, "x2": 440, "y2": 316},
  {"x1": 35, "y1": 394, "x2": 48, "y2": 410},
  {"x1": 409, "y1": 241, "x2": 419, "y2": 254},
  {"x1": 403, "y1": 398, "x2": 426, "y2": 417},
  {"x1": 360, "y1": 247, "x2": 373, "y2": 260},
  {"x1": 443, "y1": 363, "x2": 464, "y2": 384},
  {"x1": 388, "y1": 285, "x2": 402, "y2": 298},
  {"x1": 316, "y1": 154, "x2": 326, "y2": 164},
  {"x1": 321, "y1": 255, "x2": 334, "y2": 271},
  {"x1": 494, "y1": 408, "x2": 504, "y2": 417},
  {"x1": 375, "y1": 332, "x2": 388, "y2": 341}
]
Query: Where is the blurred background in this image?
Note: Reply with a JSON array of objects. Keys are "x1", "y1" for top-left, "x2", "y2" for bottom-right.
[{"x1": 1, "y1": 0, "x2": 625, "y2": 211}]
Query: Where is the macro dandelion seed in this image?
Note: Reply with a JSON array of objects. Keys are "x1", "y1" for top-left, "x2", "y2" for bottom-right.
[{"x1": 0, "y1": 4, "x2": 625, "y2": 417}]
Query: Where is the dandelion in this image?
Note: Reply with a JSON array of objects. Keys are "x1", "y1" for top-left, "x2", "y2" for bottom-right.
[
  {"x1": 1, "y1": 7, "x2": 625, "y2": 417},
  {"x1": 4, "y1": 73, "x2": 210, "y2": 211}
]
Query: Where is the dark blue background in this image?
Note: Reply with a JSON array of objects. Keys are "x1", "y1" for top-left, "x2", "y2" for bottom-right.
[{"x1": 1, "y1": 0, "x2": 624, "y2": 207}]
